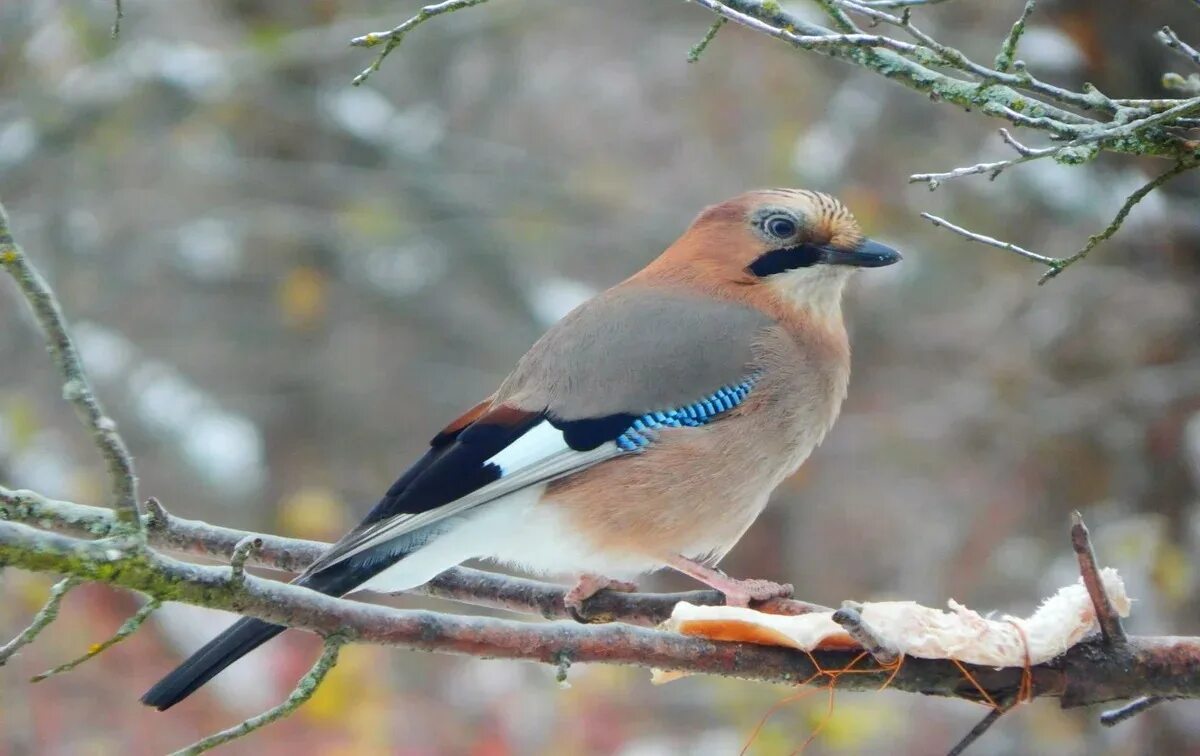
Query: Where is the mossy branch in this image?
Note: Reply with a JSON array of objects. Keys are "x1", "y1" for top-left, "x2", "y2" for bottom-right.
[{"x1": 5, "y1": 501, "x2": 1200, "y2": 752}]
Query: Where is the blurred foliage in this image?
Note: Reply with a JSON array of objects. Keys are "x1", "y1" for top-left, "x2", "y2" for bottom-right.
[{"x1": 1, "y1": 0, "x2": 1199, "y2": 753}]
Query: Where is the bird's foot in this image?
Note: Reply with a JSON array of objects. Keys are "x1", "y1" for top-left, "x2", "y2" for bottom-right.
[
  {"x1": 565, "y1": 574, "x2": 638, "y2": 623},
  {"x1": 711, "y1": 577, "x2": 794, "y2": 608},
  {"x1": 666, "y1": 555, "x2": 793, "y2": 608}
]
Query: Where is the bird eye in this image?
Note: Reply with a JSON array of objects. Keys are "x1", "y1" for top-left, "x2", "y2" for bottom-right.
[{"x1": 764, "y1": 214, "x2": 797, "y2": 239}]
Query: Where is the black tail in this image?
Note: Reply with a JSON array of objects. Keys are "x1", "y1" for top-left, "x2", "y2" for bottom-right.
[
  {"x1": 141, "y1": 556, "x2": 396, "y2": 711},
  {"x1": 141, "y1": 616, "x2": 285, "y2": 710}
]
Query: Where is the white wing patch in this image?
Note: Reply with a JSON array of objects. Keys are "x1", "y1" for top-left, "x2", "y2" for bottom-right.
[
  {"x1": 485, "y1": 420, "x2": 571, "y2": 473},
  {"x1": 311, "y1": 420, "x2": 626, "y2": 571}
]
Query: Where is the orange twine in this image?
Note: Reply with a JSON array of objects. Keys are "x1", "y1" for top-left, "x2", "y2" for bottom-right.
[
  {"x1": 951, "y1": 618, "x2": 1035, "y2": 713},
  {"x1": 1006, "y1": 617, "x2": 1034, "y2": 706},
  {"x1": 742, "y1": 611, "x2": 1038, "y2": 752},
  {"x1": 741, "y1": 649, "x2": 906, "y2": 755}
]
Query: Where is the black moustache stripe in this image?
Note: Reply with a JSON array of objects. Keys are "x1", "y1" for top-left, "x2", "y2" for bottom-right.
[{"x1": 747, "y1": 244, "x2": 823, "y2": 277}]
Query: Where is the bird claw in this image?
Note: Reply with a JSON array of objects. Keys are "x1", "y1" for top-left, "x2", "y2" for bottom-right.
[
  {"x1": 718, "y1": 578, "x2": 794, "y2": 608},
  {"x1": 565, "y1": 574, "x2": 638, "y2": 623}
]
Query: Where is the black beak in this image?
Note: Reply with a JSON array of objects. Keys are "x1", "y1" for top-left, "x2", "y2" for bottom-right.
[{"x1": 822, "y1": 238, "x2": 901, "y2": 268}]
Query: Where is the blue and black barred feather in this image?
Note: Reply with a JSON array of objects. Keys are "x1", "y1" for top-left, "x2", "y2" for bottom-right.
[
  {"x1": 552, "y1": 374, "x2": 760, "y2": 452},
  {"x1": 614, "y1": 375, "x2": 759, "y2": 450}
]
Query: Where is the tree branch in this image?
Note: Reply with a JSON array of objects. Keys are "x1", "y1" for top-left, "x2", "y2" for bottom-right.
[
  {"x1": 0, "y1": 201, "x2": 142, "y2": 531},
  {"x1": 30, "y1": 597, "x2": 161, "y2": 682},
  {"x1": 171, "y1": 638, "x2": 345, "y2": 756},
  {"x1": 5, "y1": 512, "x2": 1200, "y2": 713},
  {"x1": 947, "y1": 708, "x2": 1007, "y2": 756},
  {"x1": 994, "y1": 1, "x2": 1036, "y2": 73},
  {"x1": 1158, "y1": 26, "x2": 1200, "y2": 70},
  {"x1": 919, "y1": 212, "x2": 1060, "y2": 266},
  {"x1": 349, "y1": 0, "x2": 493, "y2": 86},
  {"x1": 0, "y1": 577, "x2": 80, "y2": 666},
  {"x1": 348, "y1": 0, "x2": 1200, "y2": 280},
  {"x1": 0, "y1": 487, "x2": 826, "y2": 625}
]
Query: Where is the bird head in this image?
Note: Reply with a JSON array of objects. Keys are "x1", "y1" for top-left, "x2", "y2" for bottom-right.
[{"x1": 650, "y1": 188, "x2": 900, "y2": 317}]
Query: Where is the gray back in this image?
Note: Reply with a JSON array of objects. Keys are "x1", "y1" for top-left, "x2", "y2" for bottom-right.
[{"x1": 499, "y1": 285, "x2": 773, "y2": 419}]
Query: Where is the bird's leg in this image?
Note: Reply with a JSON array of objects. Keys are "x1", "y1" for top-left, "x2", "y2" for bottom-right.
[
  {"x1": 564, "y1": 573, "x2": 639, "y2": 619},
  {"x1": 665, "y1": 555, "x2": 793, "y2": 607}
]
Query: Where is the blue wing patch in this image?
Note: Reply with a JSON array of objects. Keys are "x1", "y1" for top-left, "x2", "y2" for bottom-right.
[
  {"x1": 614, "y1": 375, "x2": 760, "y2": 450},
  {"x1": 552, "y1": 375, "x2": 761, "y2": 453}
]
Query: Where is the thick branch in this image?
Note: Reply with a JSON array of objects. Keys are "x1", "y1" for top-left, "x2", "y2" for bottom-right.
[
  {"x1": 3, "y1": 515, "x2": 1200, "y2": 707},
  {"x1": 0, "y1": 488, "x2": 823, "y2": 626}
]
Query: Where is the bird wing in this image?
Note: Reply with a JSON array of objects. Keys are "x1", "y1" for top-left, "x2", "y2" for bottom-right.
[{"x1": 305, "y1": 285, "x2": 773, "y2": 573}]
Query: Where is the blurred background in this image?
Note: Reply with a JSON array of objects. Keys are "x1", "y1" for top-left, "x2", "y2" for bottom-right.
[{"x1": 2, "y1": 0, "x2": 1199, "y2": 753}]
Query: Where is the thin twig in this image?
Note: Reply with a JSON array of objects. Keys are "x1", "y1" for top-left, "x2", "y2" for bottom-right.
[
  {"x1": 1157, "y1": 26, "x2": 1200, "y2": 69},
  {"x1": 170, "y1": 637, "x2": 345, "y2": 755},
  {"x1": 1069, "y1": 512, "x2": 1126, "y2": 646},
  {"x1": 349, "y1": 0, "x2": 492, "y2": 86},
  {"x1": 229, "y1": 535, "x2": 263, "y2": 585},
  {"x1": 946, "y1": 707, "x2": 1006, "y2": 756},
  {"x1": 994, "y1": 1, "x2": 1036, "y2": 73},
  {"x1": 920, "y1": 213, "x2": 1058, "y2": 265},
  {"x1": 112, "y1": 0, "x2": 123, "y2": 38},
  {"x1": 30, "y1": 598, "x2": 161, "y2": 682},
  {"x1": 999, "y1": 127, "x2": 1039, "y2": 156},
  {"x1": 0, "y1": 202, "x2": 141, "y2": 531},
  {"x1": 832, "y1": 602, "x2": 899, "y2": 664},
  {"x1": 910, "y1": 145, "x2": 1054, "y2": 187},
  {"x1": 0, "y1": 578, "x2": 80, "y2": 666},
  {"x1": 682, "y1": 3, "x2": 931, "y2": 61},
  {"x1": 1040, "y1": 159, "x2": 1194, "y2": 283},
  {"x1": 1100, "y1": 695, "x2": 1168, "y2": 727},
  {"x1": 144, "y1": 496, "x2": 169, "y2": 532},
  {"x1": 857, "y1": 0, "x2": 956, "y2": 6},
  {"x1": 815, "y1": 0, "x2": 862, "y2": 34},
  {"x1": 688, "y1": 18, "x2": 727, "y2": 62}
]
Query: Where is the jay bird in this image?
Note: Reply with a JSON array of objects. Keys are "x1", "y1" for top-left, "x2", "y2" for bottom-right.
[{"x1": 142, "y1": 188, "x2": 900, "y2": 710}]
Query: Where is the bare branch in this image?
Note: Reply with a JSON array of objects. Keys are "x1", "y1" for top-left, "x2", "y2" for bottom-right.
[
  {"x1": 0, "y1": 578, "x2": 80, "y2": 666},
  {"x1": 947, "y1": 708, "x2": 1007, "y2": 756},
  {"x1": 229, "y1": 535, "x2": 263, "y2": 585},
  {"x1": 343, "y1": 0, "x2": 1199, "y2": 280},
  {"x1": 999, "y1": 126, "x2": 1040, "y2": 156},
  {"x1": 30, "y1": 598, "x2": 161, "y2": 682},
  {"x1": 6, "y1": 514, "x2": 1200, "y2": 711},
  {"x1": 921, "y1": 151, "x2": 1194, "y2": 282},
  {"x1": 1040, "y1": 159, "x2": 1195, "y2": 283},
  {"x1": 835, "y1": 0, "x2": 1112, "y2": 118},
  {"x1": 994, "y1": 1, "x2": 1037, "y2": 73},
  {"x1": 112, "y1": 0, "x2": 123, "y2": 38},
  {"x1": 910, "y1": 145, "x2": 1055, "y2": 187},
  {"x1": 920, "y1": 213, "x2": 1059, "y2": 266},
  {"x1": 0, "y1": 486, "x2": 827, "y2": 625},
  {"x1": 171, "y1": 637, "x2": 345, "y2": 755},
  {"x1": 856, "y1": 0, "x2": 955, "y2": 6},
  {"x1": 815, "y1": 0, "x2": 862, "y2": 34},
  {"x1": 1101, "y1": 695, "x2": 1168, "y2": 727},
  {"x1": 0, "y1": 202, "x2": 141, "y2": 531},
  {"x1": 349, "y1": 0, "x2": 493, "y2": 86},
  {"x1": 1069, "y1": 511, "x2": 1127, "y2": 646},
  {"x1": 6, "y1": 487, "x2": 1200, "y2": 753},
  {"x1": 688, "y1": 18, "x2": 727, "y2": 63},
  {"x1": 1157, "y1": 26, "x2": 1200, "y2": 69}
]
